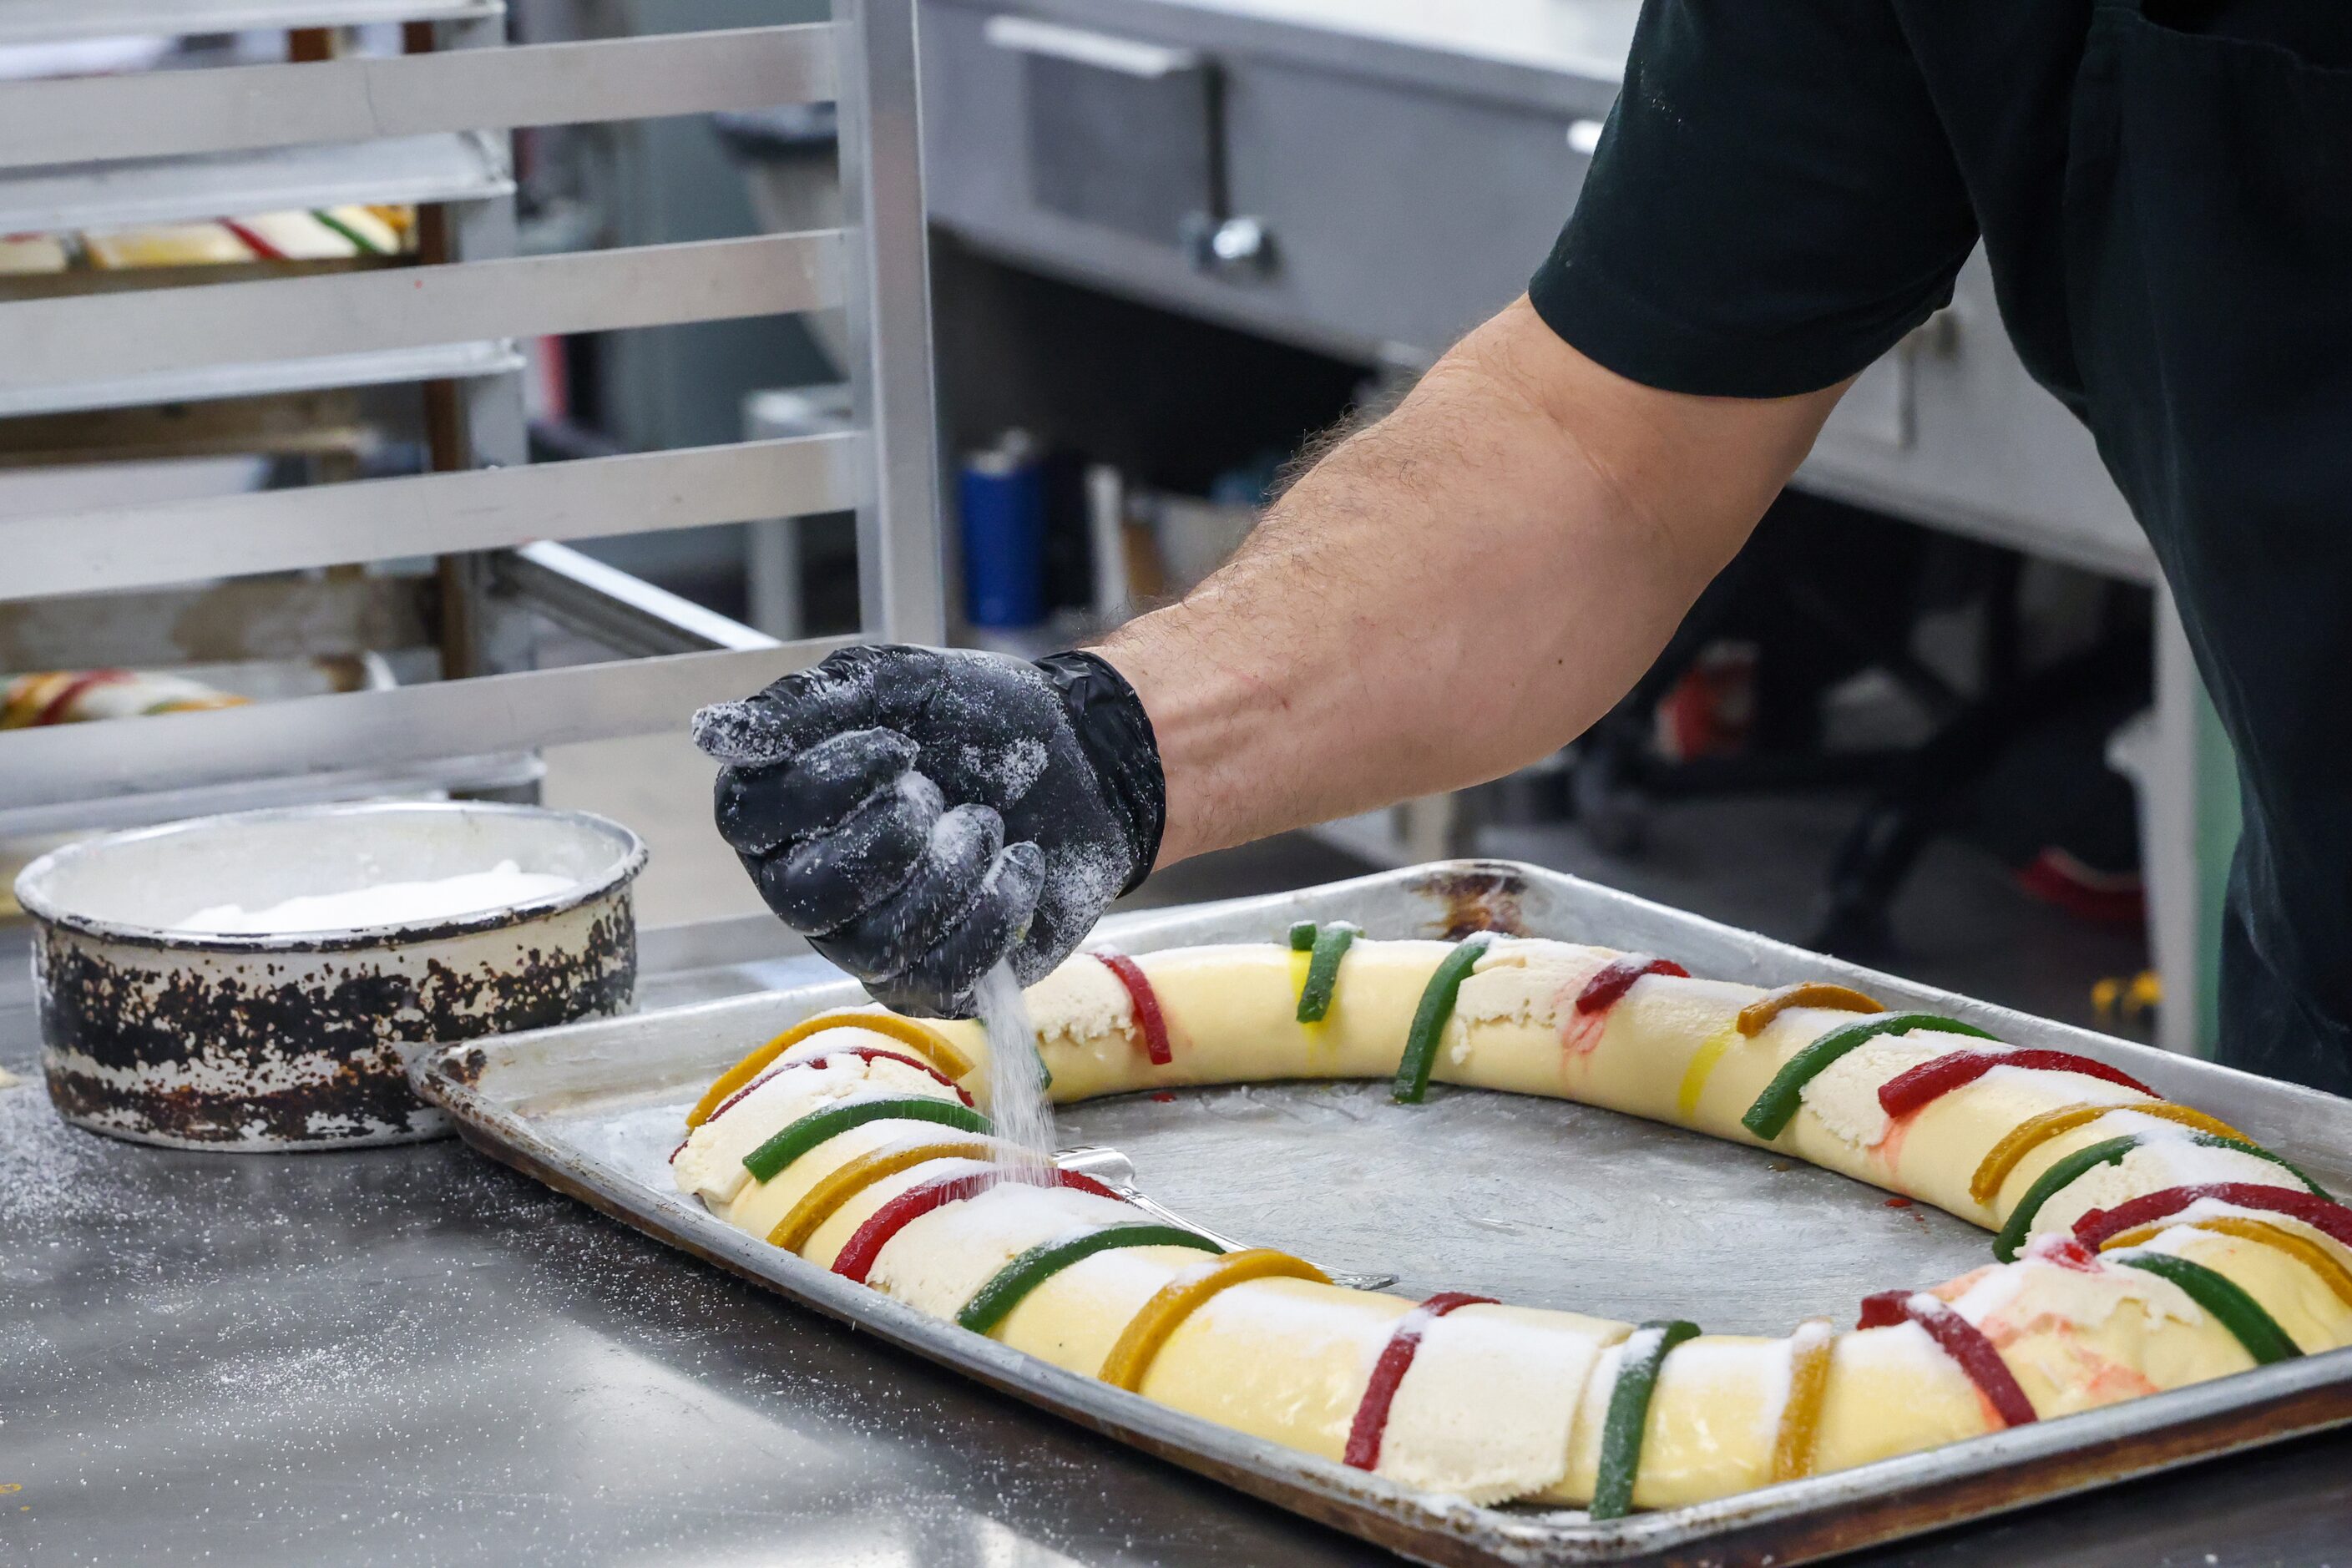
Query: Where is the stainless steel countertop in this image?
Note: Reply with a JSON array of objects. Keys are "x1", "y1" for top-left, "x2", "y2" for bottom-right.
[{"x1": 6, "y1": 920, "x2": 2349, "y2": 1566}]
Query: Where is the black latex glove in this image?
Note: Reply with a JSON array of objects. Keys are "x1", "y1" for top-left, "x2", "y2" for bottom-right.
[{"x1": 692, "y1": 645, "x2": 1165, "y2": 1017}]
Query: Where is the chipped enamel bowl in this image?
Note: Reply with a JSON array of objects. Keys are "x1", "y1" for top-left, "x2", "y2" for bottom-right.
[{"x1": 14, "y1": 801, "x2": 647, "y2": 1151}]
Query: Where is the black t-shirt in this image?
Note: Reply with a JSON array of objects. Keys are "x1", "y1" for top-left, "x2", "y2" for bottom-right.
[
  {"x1": 1528, "y1": 0, "x2": 2352, "y2": 1090},
  {"x1": 1531, "y1": 0, "x2": 2349, "y2": 404}
]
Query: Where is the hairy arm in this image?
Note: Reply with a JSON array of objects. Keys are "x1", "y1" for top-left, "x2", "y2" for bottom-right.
[{"x1": 1095, "y1": 296, "x2": 1844, "y2": 866}]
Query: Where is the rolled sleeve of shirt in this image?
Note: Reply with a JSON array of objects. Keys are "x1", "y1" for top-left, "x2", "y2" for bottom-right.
[{"x1": 1530, "y1": 0, "x2": 1981, "y2": 398}]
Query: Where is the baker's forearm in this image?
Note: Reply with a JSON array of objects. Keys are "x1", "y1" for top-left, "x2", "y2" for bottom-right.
[{"x1": 1097, "y1": 297, "x2": 1840, "y2": 866}]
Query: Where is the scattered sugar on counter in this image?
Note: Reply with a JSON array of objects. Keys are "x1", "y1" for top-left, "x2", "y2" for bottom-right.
[{"x1": 172, "y1": 860, "x2": 574, "y2": 935}]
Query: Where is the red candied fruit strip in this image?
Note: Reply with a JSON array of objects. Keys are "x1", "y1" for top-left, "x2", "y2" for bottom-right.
[
  {"x1": 220, "y1": 217, "x2": 292, "y2": 261},
  {"x1": 833, "y1": 1166, "x2": 1125, "y2": 1284},
  {"x1": 1096, "y1": 952, "x2": 1174, "y2": 1065},
  {"x1": 1342, "y1": 1292, "x2": 1498, "y2": 1471},
  {"x1": 1877, "y1": 1048, "x2": 2159, "y2": 1119},
  {"x1": 2073, "y1": 1182, "x2": 2352, "y2": 1252},
  {"x1": 669, "y1": 1045, "x2": 976, "y2": 1163},
  {"x1": 1854, "y1": 1290, "x2": 2036, "y2": 1428},
  {"x1": 35, "y1": 669, "x2": 132, "y2": 726},
  {"x1": 1575, "y1": 954, "x2": 1690, "y2": 1016}
]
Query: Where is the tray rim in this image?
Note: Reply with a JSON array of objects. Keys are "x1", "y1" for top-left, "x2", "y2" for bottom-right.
[{"x1": 412, "y1": 857, "x2": 2352, "y2": 1567}]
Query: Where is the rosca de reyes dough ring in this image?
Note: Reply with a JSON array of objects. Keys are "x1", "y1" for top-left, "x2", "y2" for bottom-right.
[{"x1": 670, "y1": 932, "x2": 2352, "y2": 1514}]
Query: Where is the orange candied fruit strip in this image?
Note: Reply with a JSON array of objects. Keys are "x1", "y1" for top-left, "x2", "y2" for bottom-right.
[
  {"x1": 766, "y1": 1136, "x2": 1001, "y2": 1252},
  {"x1": 1098, "y1": 1249, "x2": 1331, "y2": 1392},
  {"x1": 2101, "y1": 1215, "x2": 2352, "y2": 1310},
  {"x1": 1768, "y1": 1318, "x2": 1837, "y2": 1483},
  {"x1": 687, "y1": 1012, "x2": 977, "y2": 1128},
  {"x1": 1736, "y1": 983, "x2": 1884, "y2": 1038},
  {"x1": 1970, "y1": 1102, "x2": 2244, "y2": 1205}
]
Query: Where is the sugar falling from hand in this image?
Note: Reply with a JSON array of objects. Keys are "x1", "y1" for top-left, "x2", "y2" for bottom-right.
[{"x1": 974, "y1": 960, "x2": 1055, "y2": 1176}]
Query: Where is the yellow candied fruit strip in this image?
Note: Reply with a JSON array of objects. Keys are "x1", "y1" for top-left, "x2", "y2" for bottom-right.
[
  {"x1": 1735, "y1": 982, "x2": 1883, "y2": 1038},
  {"x1": 1675, "y1": 1024, "x2": 1742, "y2": 1119},
  {"x1": 1768, "y1": 1320, "x2": 1836, "y2": 1483},
  {"x1": 143, "y1": 695, "x2": 246, "y2": 716},
  {"x1": 1969, "y1": 1101, "x2": 2246, "y2": 1205},
  {"x1": 0, "y1": 673, "x2": 72, "y2": 729},
  {"x1": 687, "y1": 1011, "x2": 977, "y2": 1126},
  {"x1": 766, "y1": 1136, "x2": 1000, "y2": 1252},
  {"x1": 1099, "y1": 1249, "x2": 1331, "y2": 1393},
  {"x1": 2102, "y1": 1216, "x2": 2352, "y2": 1311}
]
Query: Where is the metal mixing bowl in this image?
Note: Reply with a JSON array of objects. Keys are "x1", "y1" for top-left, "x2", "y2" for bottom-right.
[{"x1": 14, "y1": 800, "x2": 648, "y2": 1151}]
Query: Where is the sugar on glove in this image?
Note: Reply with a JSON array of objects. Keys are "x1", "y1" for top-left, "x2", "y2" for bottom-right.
[{"x1": 693, "y1": 645, "x2": 1165, "y2": 1017}]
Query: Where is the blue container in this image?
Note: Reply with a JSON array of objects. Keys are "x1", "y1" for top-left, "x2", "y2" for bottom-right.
[{"x1": 959, "y1": 437, "x2": 1047, "y2": 629}]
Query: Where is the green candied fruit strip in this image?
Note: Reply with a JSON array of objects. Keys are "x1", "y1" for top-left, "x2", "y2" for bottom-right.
[
  {"x1": 1590, "y1": 1318, "x2": 1702, "y2": 1521},
  {"x1": 310, "y1": 207, "x2": 387, "y2": 255},
  {"x1": 1296, "y1": 923, "x2": 1358, "y2": 1023},
  {"x1": 2189, "y1": 1134, "x2": 2331, "y2": 1199},
  {"x1": 1739, "y1": 1013, "x2": 1994, "y2": 1141},
  {"x1": 1391, "y1": 936, "x2": 1493, "y2": 1105},
  {"x1": 956, "y1": 1223, "x2": 1223, "y2": 1336},
  {"x1": 2114, "y1": 1252, "x2": 2303, "y2": 1364},
  {"x1": 1288, "y1": 920, "x2": 1318, "y2": 952},
  {"x1": 742, "y1": 1095, "x2": 992, "y2": 1183},
  {"x1": 1994, "y1": 1134, "x2": 2140, "y2": 1262}
]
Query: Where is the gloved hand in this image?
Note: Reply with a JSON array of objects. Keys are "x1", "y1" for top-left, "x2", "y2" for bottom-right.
[{"x1": 692, "y1": 645, "x2": 1165, "y2": 1017}]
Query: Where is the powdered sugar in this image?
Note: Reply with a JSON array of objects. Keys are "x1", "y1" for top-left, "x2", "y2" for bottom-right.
[
  {"x1": 170, "y1": 860, "x2": 574, "y2": 935},
  {"x1": 690, "y1": 693, "x2": 798, "y2": 765},
  {"x1": 975, "y1": 961, "x2": 1056, "y2": 1175},
  {"x1": 1018, "y1": 842, "x2": 1126, "y2": 988},
  {"x1": 959, "y1": 736, "x2": 1049, "y2": 803}
]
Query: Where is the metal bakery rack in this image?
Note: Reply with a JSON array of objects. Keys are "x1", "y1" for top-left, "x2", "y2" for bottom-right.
[{"x1": 0, "y1": 0, "x2": 941, "y2": 839}]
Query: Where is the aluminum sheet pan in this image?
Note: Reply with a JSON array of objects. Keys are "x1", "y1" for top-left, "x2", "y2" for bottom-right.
[{"x1": 412, "y1": 859, "x2": 2352, "y2": 1567}]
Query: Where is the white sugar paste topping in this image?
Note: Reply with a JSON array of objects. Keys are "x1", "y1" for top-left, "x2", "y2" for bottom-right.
[
  {"x1": 1967, "y1": 1061, "x2": 2154, "y2": 1111},
  {"x1": 2022, "y1": 1141, "x2": 2303, "y2": 1242},
  {"x1": 1797, "y1": 1039, "x2": 1945, "y2": 1147},
  {"x1": 2145, "y1": 1197, "x2": 2352, "y2": 1266},
  {"x1": 1378, "y1": 1304, "x2": 1614, "y2": 1504},
  {"x1": 672, "y1": 1058, "x2": 958, "y2": 1207},
  {"x1": 1454, "y1": 938, "x2": 1615, "y2": 1032},
  {"x1": 2093, "y1": 1106, "x2": 2221, "y2": 1142},
  {"x1": 867, "y1": 1179, "x2": 1135, "y2": 1318},
  {"x1": 1953, "y1": 1256, "x2": 2201, "y2": 1334},
  {"x1": 1028, "y1": 952, "x2": 1137, "y2": 1049},
  {"x1": 1854, "y1": 1318, "x2": 1962, "y2": 1382}
]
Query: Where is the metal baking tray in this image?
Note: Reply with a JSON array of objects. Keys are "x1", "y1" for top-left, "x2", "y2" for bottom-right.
[{"x1": 412, "y1": 860, "x2": 2352, "y2": 1567}]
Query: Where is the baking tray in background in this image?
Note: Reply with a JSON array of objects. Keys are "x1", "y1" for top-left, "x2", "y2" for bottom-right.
[
  {"x1": 0, "y1": 654, "x2": 544, "y2": 914},
  {"x1": 413, "y1": 860, "x2": 2352, "y2": 1568}
]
